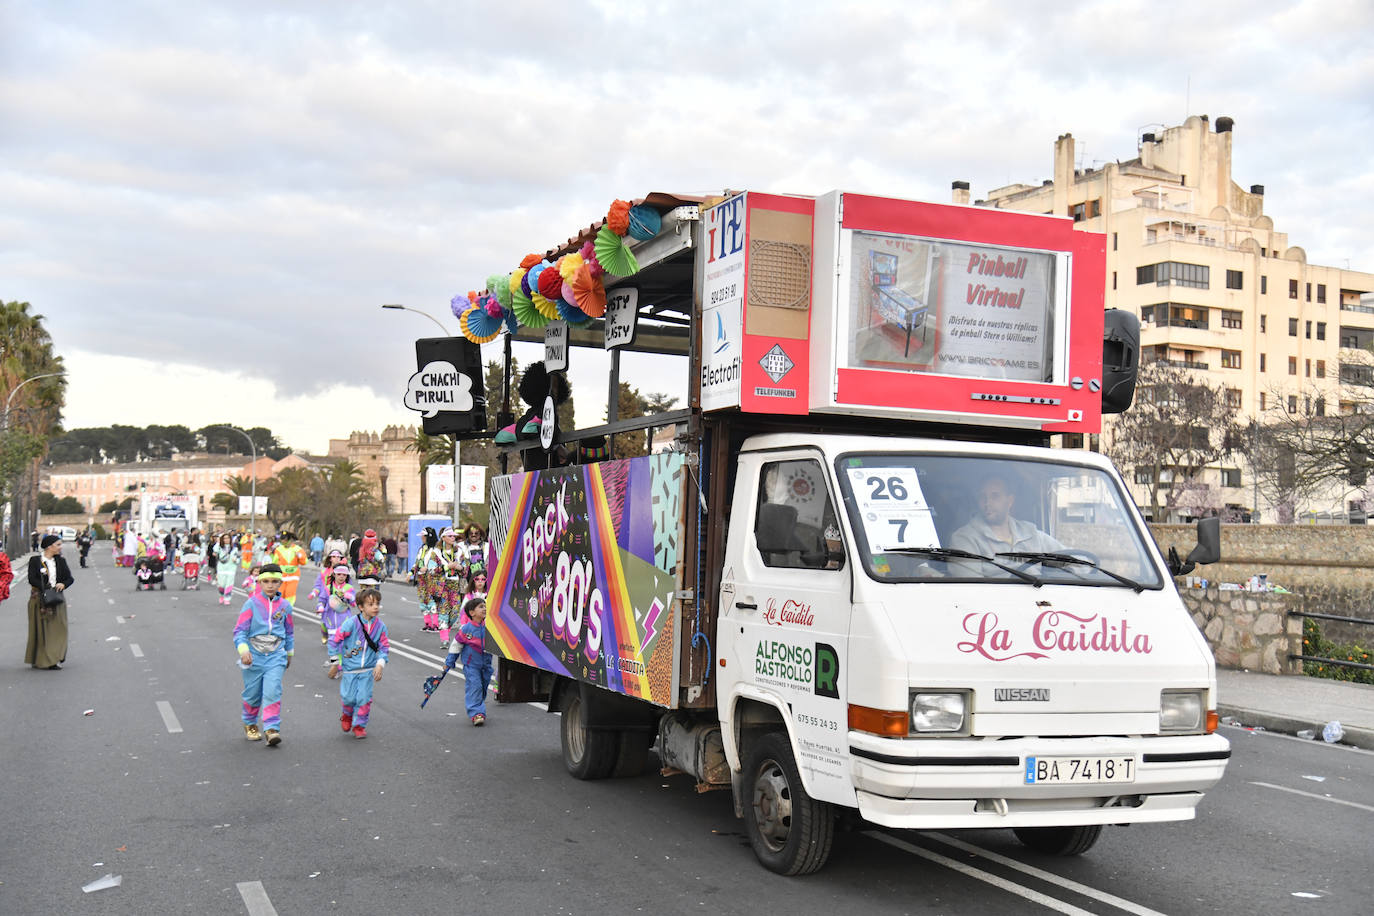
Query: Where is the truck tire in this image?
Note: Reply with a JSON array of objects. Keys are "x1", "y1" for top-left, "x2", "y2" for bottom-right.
[
  {"x1": 1012, "y1": 824, "x2": 1103, "y2": 856},
  {"x1": 559, "y1": 691, "x2": 617, "y2": 780},
  {"x1": 741, "y1": 732, "x2": 835, "y2": 875},
  {"x1": 611, "y1": 730, "x2": 652, "y2": 778}
]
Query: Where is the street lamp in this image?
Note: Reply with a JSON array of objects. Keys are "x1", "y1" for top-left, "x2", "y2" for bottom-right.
[
  {"x1": 380, "y1": 303, "x2": 461, "y2": 526},
  {"x1": 379, "y1": 464, "x2": 390, "y2": 514},
  {"x1": 209, "y1": 425, "x2": 257, "y2": 537}
]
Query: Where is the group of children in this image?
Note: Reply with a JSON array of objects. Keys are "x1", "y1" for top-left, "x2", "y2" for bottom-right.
[{"x1": 233, "y1": 527, "x2": 494, "y2": 745}]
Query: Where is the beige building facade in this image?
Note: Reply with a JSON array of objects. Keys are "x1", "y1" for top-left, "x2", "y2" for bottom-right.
[
  {"x1": 328, "y1": 425, "x2": 424, "y2": 516},
  {"x1": 971, "y1": 116, "x2": 1374, "y2": 522}
]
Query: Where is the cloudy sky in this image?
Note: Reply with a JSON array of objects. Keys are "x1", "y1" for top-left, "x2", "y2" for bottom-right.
[{"x1": 4, "y1": 0, "x2": 1371, "y2": 455}]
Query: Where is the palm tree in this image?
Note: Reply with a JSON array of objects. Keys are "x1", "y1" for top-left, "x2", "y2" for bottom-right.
[{"x1": 2, "y1": 301, "x2": 65, "y2": 553}]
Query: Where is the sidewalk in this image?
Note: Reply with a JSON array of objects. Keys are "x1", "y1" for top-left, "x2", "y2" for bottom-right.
[{"x1": 1217, "y1": 668, "x2": 1374, "y2": 751}]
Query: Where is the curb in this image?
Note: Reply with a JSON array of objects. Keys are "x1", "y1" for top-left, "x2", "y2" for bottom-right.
[{"x1": 1217, "y1": 703, "x2": 1374, "y2": 752}]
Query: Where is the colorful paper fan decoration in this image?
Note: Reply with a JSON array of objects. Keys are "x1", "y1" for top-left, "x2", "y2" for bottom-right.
[
  {"x1": 607, "y1": 199, "x2": 631, "y2": 236},
  {"x1": 519, "y1": 253, "x2": 543, "y2": 270},
  {"x1": 594, "y1": 223, "x2": 639, "y2": 277},
  {"x1": 570, "y1": 263, "x2": 606, "y2": 317},
  {"x1": 526, "y1": 262, "x2": 561, "y2": 319},
  {"x1": 450, "y1": 292, "x2": 475, "y2": 320},
  {"x1": 579, "y1": 240, "x2": 604, "y2": 279},
  {"x1": 487, "y1": 273, "x2": 512, "y2": 311},
  {"x1": 627, "y1": 204, "x2": 661, "y2": 241},
  {"x1": 534, "y1": 263, "x2": 566, "y2": 319},
  {"x1": 557, "y1": 252, "x2": 584, "y2": 281},
  {"x1": 510, "y1": 268, "x2": 550, "y2": 329},
  {"x1": 460, "y1": 304, "x2": 503, "y2": 344},
  {"x1": 503, "y1": 309, "x2": 519, "y2": 335},
  {"x1": 556, "y1": 296, "x2": 593, "y2": 327}
]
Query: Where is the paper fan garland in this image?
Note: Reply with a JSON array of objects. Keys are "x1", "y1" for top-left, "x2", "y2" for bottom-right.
[
  {"x1": 487, "y1": 273, "x2": 512, "y2": 310},
  {"x1": 450, "y1": 292, "x2": 475, "y2": 320},
  {"x1": 460, "y1": 306, "x2": 503, "y2": 343},
  {"x1": 627, "y1": 204, "x2": 661, "y2": 241},
  {"x1": 570, "y1": 263, "x2": 606, "y2": 317},
  {"x1": 556, "y1": 297, "x2": 593, "y2": 327},
  {"x1": 531, "y1": 289, "x2": 560, "y2": 320},
  {"x1": 503, "y1": 309, "x2": 519, "y2": 335},
  {"x1": 594, "y1": 224, "x2": 639, "y2": 277},
  {"x1": 607, "y1": 199, "x2": 631, "y2": 236}
]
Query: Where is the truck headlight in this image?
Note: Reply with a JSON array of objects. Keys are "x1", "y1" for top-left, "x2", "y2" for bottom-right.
[
  {"x1": 1159, "y1": 690, "x2": 1203, "y2": 733},
  {"x1": 911, "y1": 692, "x2": 968, "y2": 733}
]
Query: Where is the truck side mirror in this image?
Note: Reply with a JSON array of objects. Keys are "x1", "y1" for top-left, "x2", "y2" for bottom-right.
[
  {"x1": 1101, "y1": 309, "x2": 1139, "y2": 415},
  {"x1": 1166, "y1": 516, "x2": 1222, "y2": 577}
]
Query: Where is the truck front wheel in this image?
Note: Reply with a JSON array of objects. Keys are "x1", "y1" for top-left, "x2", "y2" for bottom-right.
[
  {"x1": 560, "y1": 691, "x2": 617, "y2": 780},
  {"x1": 741, "y1": 732, "x2": 835, "y2": 875},
  {"x1": 1012, "y1": 824, "x2": 1103, "y2": 856}
]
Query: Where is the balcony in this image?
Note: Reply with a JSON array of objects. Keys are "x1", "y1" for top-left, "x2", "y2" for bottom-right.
[
  {"x1": 1341, "y1": 302, "x2": 1374, "y2": 315},
  {"x1": 1153, "y1": 358, "x2": 1210, "y2": 371}
]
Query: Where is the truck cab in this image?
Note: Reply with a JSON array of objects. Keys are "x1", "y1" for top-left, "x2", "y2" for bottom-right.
[{"x1": 717, "y1": 434, "x2": 1228, "y2": 871}]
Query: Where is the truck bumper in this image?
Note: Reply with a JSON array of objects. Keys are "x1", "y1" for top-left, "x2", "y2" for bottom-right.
[{"x1": 849, "y1": 732, "x2": 1230, "y2": 830}]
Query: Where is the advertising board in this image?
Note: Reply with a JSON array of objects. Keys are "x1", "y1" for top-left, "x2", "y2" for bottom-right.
[{"x1": 485, "y1": 453, "x2": 686, "y2": 706}]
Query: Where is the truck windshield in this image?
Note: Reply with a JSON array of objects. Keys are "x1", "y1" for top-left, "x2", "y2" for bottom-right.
[{"x1": 835, "y1": 453, "x2": 1163, "y2": 589}]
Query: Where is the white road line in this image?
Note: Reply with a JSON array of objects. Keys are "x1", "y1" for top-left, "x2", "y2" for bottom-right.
[
  {"x1": 130, "y1": 644, "x2": 144, "y2": 658},
  {"x1": 927, "y1": 832, "x2": 1169, "y2": 916},
  {"x1": 155, "y1": 700, "x2": 183, "y2": 734},
  {"x1": 1250, "y1": 780, "x2": 1374, "y2": 814},
  {"x1": 236, "y1": 881, "x2": 279, "y2": 916},
  {"x1": 867, "y1": 832, "x2": 1098, "y2": 915}
]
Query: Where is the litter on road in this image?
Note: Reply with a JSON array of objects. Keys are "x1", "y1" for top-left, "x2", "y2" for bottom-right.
[
  {"x1": 83, "y1": 709, "x2": 94, "y2": 716},
  {"x1": 82, "y1": 874, "x2": 122, "y2": 893}
]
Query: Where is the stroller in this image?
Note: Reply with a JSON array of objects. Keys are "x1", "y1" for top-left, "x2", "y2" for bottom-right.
[
  {"x1": 181, "y1": 550, "x2": 203, "y2": 590},
  {"x1": 135, "y1": 556, "x2": 166, "y2": 591}
]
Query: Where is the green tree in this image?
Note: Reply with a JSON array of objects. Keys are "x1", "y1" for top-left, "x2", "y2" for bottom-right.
[
  {"x1": 2, "y1": 301, "x2": 66, "y2": 553},
  {"x1": 37, "y1": 492, "x2": 83, "y2": 514}
]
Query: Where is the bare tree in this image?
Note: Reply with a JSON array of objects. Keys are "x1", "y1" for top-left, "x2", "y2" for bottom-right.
[{"x1": 1105, "y1": 361, "x2": 1242, "y2": 522}]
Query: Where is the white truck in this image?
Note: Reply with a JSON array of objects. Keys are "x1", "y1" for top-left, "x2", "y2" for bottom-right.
[
  {"x1": 481, "y1": 189, "x2": 1229, "y2": 874},
  {"x1": 130, "y1": 494, "x2": 198, "y2": 538}
]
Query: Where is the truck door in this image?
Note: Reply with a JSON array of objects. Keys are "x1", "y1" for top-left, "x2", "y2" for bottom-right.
[{"x1": 720, "y1": 451, "x2": 855, "y2": 806}]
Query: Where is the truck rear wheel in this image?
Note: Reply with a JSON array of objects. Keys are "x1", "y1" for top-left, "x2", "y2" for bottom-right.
[
  {"x1": 741, "y1": 732, "x2": 834, "y2": 875},
  {"x1": 1012, "y1": 824, "x2": 1103, "y2": 856},
  {"x1": 559, "y1": 691, "x2": 617, "y2": 780}
]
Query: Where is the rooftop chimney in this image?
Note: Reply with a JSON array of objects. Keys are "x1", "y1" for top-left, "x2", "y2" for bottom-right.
[
  {"x1": 1216, "y1": 116, "x2": 1234, "y2": 133},
  {"x1": 951, "y1": 180, "x2": 970, "y2": 205},
  {"x1": 1250, "y1": 184, "x2": 1265, "y2": 196}
]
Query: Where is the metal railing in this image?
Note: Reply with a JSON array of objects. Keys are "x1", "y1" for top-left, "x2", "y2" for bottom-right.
[{"x1": 1286, "y1": 610, "x2": 1374, "y2": 672}]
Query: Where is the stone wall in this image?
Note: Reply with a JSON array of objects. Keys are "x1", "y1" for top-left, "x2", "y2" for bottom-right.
[
  {"x1": 1179, "y1": 587, "x2": 1303, "y2": 675},
  {"x1": 1150, "y1": 523, "x2": 1374, "y2": 590}
]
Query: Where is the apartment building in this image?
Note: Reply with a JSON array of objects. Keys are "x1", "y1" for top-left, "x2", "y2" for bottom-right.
[{"x1": 968, "y1": 115, "x2": 1374, "y2": 522}]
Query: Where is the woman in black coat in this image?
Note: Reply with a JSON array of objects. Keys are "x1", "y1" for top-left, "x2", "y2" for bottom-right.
[{"x1": 25, "y1": 534, "x2": 74, "y2": 669}]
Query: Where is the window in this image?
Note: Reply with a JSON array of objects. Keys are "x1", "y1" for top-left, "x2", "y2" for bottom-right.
[
  {"x1": 1288, "y1": 356, "x2": 1298, "y2": 375},
  {"x1": 1259, "y1": 392, "x2": 1267, "y2": 410},
  {"x1": 1290, "y1": 279, "x2": 1299, "y2": 299},
  {"x1": 1260, "y1": 314, "x2": 1267, "y2": 333},
  {"x1": 1317, "y1": 322, "x2": 1326, "y2": 341},
  {"x1": 1261, "y1": 275, "x2": 1268, "y2": 294},
  {"x1": 1289, "y1": 317, "x2": 1298, "y2": 336},
  {"x1": 1306, "y1": 321, "x2": 1312, "y2": 339},
  {"x1": 1315, "y1": 397, "x2": 1326, "y2": 417},
  {"x1": 1089, "y1": 199, "x2": 1101, "y2": 218},
  {"x1": 1134, "y1": 468, "x2": 1153, "y2": 485},
  {"x1": 1221, "y1": 350, "x2": 1242, "y2": 369},
  {"x1": 1136, "y1": 261, "x2": 1210, "y2": 288},
  {"x1": 1317, "y1": 359, "x2": 1326, "y2": 379},
  {"x1": 1221, "y1": 468, "x2": 1241, "y2": 488},
  {"x1": 1221, "y1": 310, "x2": 1242, "y2": 329},
  {"x1": 1305, "y1": 396, "x2": 1312, "y2": 415},
  {"x1": 1226, "y1": 270, "x2": 1244, "y2": 290},
  {"x1": 1226, "y1": 389, "x2": 1243, "y2": 409},
  {"x1": 1260, "y1": 353, "x2": 1267, "y2": 372},
  {"x1": 1112, "y1": 232, "x2": 1118, "y2": 251},
  {"x1": 1306, "y1": 282, "x2": 1312, "y2": 301},
  {"x1": 1306, "y1": 358, "x2": 1311, "y2": 377},
  {"x1": 1317, "y1": 284, "x2": 1327, "y2": 304},
  {"x1": 1070, "y1": 202, "x2": 1085, "y2": 222},
  {"x1": 1288, "y1": 395, "x2": 1298, "y2": 413},
  {"x1": 755, "y1": 459, "x2": 843, "y2": 571},
  {"x1": 1112, "y1": 271, "x2": 1117, "y2": 290}
]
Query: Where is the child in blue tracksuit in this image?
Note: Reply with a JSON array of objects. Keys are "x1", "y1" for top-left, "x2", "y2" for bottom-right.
[
  {"x1": 232, "y1": 564, "x2": 295, "y2": 746},
  {"x1": 447, "y1": 596, "x2": 492, "y2": 726},
  {"x1": 327, "y1": 587, "x2": 389, "y2": 738}
]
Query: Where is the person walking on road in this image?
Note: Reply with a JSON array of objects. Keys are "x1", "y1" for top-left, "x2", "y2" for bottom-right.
[
  {"x1": 410, "y1": 527, "x2": 443, "y2": 632},
  {"x1": 25, "y1": 534, "x2": 74, "y2": 670},
  {"x1": 0, "y1": 546, "x2": 14, "y2": 609},
  {"x1": 327, "y1": 587, "x2": 389, "y2": 739},
  {"x1": 270, "y1": 532, "x2": 309, "y2": 603},
  {"x1": 449, "y1": 596, "x2": 492, "y2": 726},
  {"x1": 76, "y1": 528, "x2": 93, "y2": 568},
  {"x1": 213, "y1": 533, "x2": 239, "y2": 604},
  {"x1": 309, "y1": 533, "x2": 324, "y2": 567},
  {"x1": 232, "y1": 563, "x2": 295, "y2": 746}
]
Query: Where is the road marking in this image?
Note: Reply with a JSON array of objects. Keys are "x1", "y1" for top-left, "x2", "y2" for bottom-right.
[
  {"x1": 927, "y1": 832, "x2": 1169, "y2": 916},
  {"x1": 116, "y1": 615, "x2": 125, "y2": 624},
  {"x1": 867, "y1": 832, "x2": 1098, "y2": 915},
  {"x1": 130, "y1": 644, "x2": 144, "y2": 658},
  {"x1": 236, "y1": 881, "x2": 279, "y2": 916},
  {"x1": 155, "y1": 700, "x2": 183, "y2": 734},
  {"x1": 1250, "y1": 780, "x2": 1374, "y2": 814}
]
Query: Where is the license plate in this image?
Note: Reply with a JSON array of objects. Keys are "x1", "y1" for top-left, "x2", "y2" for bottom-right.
[{"x1": 1024, "y1": 755, "x2": 1136, "y2": 785}]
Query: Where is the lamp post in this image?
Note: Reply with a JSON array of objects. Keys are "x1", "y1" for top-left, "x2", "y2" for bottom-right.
[
  {"x1": 379, "y1": 464, "x2": 390, "y2": 514},
  {"x1": 381, "y1": 304, "x2": 461, "y2": 526},
  {"x1": 3, "y1": 371, "x2": 64, "y2": 554},
  {"x1": 209, "y1": 425, "x2": 257, "y2": 536}
]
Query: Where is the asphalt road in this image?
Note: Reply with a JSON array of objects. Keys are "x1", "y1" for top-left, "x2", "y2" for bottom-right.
[{"x1": 1, "y1": 547, "x2": 1371, "y2": 915}]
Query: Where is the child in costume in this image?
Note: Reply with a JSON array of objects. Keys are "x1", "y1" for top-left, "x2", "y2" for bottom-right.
[
  {"x1": 352, "y1": 528, "x2": 386, "y2": 586},
  {"x1": 214, "y1": 534, "x2": 239, "y2": 604},
  {"x1": 308, "y1": 549, "x2": 346, "y2": 644},
  {"x1": 327, "y1": 587, "x2": 389, "y2": 738},
  {"x1": 319, "y1": 564, "x2": 357, "y2": 657},
  {"x1": 243, "y1": 564, "x2": 260, "y2": 593},
  {"x1": 232, "y1": 564, "x2": 295, "y2": 746},
  {"x1": 448, "y1": 596, "x2": 492, "y2": 726},
  {"x1": 436, "y1": 527, "x2": 469, "y2": 648},
  {"x1": 410, "y1": 527, "x2": 443, "y2": 632},
  {"x1": 463, "y1": 570, "x2": 487, "y2": 606}
]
